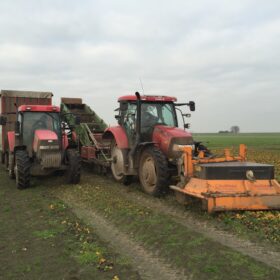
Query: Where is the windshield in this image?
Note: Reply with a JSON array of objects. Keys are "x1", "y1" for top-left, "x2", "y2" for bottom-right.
[
  {"x1": 141, "y1": 102, "x2": 177, "y2": 128},
  {"x1": 22, "y1": 112, "x2": 61, "y2": 145}
]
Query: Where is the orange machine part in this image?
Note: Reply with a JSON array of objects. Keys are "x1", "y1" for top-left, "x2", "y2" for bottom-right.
[
  {"x1": 181, "y1": 144, "x2": 247, "y2": 178},
  {"x1": 171, "y1": 144, "x2": 280, "y2": 212},
  {"x1": 171, "y1": 178, "x2": 280, "y2": 212}
]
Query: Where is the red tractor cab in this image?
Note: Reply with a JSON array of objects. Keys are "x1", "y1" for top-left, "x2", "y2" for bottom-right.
[{"x1": 103, "y1": 92, "x2": 197, "y2": 196}]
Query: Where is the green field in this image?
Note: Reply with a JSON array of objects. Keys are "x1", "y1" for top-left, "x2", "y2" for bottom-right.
[
  {"x1": 193, "y1": 133, "x2": 280, "y2": 150},
  {"x1": 193, "y1": 133, "x2": 280, "y2": 177},
  {"x1": 1, "y1": 132, "x2": 280, "y2": 279}
]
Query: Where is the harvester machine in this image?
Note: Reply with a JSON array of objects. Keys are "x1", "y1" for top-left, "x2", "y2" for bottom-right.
[
  {"x1": 171, "y1": 144, "x2": 280, "y2": 212},
  {"x1": 60, "y1": 98, "x2": 111, "y2": 167}
]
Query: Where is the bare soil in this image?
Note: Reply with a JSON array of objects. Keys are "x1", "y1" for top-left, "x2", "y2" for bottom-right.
[
  {"x1": 0, "y1": 167, "x2": 140, "y2": 280},
  {"x1": 69, "y1": 203, "x2": 187, "y2": 280},
  {"x1": 51, "y1": 170, "x2": 280, "y2": 279},
  {"x1": 2, "y1": 163, "x2": 280, "y2": 280},
  {"x1": 114, "y1": 179, "x2": 280, "y2": 270}
]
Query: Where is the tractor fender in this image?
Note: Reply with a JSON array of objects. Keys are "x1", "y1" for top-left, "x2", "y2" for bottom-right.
[
  {"x1": 103, "y1": 126, "x2": 129, "y2": 149},
  {"x1": 7, "y1": 131, "x2": 15, "y2": 152}
]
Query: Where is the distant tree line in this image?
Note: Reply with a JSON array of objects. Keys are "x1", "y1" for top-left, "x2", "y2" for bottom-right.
[{"x1": 219, "y1": 126, "x2": 240, "y2": 134}]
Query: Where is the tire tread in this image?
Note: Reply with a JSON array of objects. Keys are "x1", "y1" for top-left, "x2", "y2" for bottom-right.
[
  {"x1": 16, "y1": 150, "x2": 31, "y2": 189},
  {"x1": 139, "y1": 146, "x2": 170, "y2": 197}
]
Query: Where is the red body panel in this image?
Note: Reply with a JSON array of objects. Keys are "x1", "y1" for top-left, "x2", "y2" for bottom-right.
[
  {"x1": 153, "y1": 125, "x2": 192, "y2": 155},
  {"x1": 103, "y1": 126, "x2": 129, "y2": 149},
  {"x1": 18, "y1": 105, "x2": 60, "y2": 112},
  {"x1": 118, "y1": 95, "x2": 177, "y2": 102},
  {"x1": 33, "y1": 130, "x2": 58, "y2": 152},
  {"x1": 7, "y1": 131, "x2": 15, "y2": 152}
]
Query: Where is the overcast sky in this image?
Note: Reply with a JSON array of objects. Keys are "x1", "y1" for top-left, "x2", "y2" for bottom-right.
[{"x1": 0, "y1": 0, "x2": 279, "y2": 132}]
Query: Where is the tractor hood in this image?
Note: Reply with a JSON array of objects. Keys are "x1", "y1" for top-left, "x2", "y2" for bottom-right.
[
  {"x1": 152, "y1": 125, "x2": 194, "y2": 159},
  {"x1": 33, "y1": 130, "x2": 59, "y2": 153}
]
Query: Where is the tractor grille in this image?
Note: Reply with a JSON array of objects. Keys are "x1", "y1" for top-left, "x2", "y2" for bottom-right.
[{"x1": 41, "y1": 151, "x2": 62, "y2": 168}]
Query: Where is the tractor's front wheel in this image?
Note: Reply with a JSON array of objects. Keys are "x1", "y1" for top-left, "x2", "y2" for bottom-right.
[
  {"x1": 15, "y1": 150, "x2": 31, "y2": 189},
  {"x1": 66, "y1": 149, "x2": 81, "y2": 184},
  {"x1": 139, "y1": 146, "x2": 169, "y2": 196}
]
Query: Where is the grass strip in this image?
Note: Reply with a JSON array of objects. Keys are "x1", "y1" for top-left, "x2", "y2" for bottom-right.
[{"x1": 54, "y1": 176, "x2": 280, "y2": 280}]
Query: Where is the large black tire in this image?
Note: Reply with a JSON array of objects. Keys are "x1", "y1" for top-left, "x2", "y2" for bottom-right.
[
  {"x1": 111, "y1": 142, "x2": 132, "y2": 185},
  {"x1": 65, "y1": 149, "x2": 81, "y2": 184},
  {"x1": 15, "y1": 150, "x2": 31, "y2": 189},
  {"x1": 139, "y1": 146, "x2": 170, "y2": 196}
]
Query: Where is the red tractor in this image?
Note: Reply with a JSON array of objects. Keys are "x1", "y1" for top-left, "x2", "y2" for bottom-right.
[
  {"x1": 102, "y1": 92, "x2": 197, "y2": 196},
  {"x1": 0, "y1": 103, "x2": 81, "y2": 189}
]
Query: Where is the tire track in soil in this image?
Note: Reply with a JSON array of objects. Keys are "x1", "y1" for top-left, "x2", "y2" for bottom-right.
[
  {"x1": 59, "y1": 197, "x2": 188, "y2": 280},
  {"x1": 118, "y1": 188, "x2": 280, "y2": 271}
]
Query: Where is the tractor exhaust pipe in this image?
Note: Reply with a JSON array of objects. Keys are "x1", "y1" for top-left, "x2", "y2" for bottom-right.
[
  {"x1": 135, "y1": 91, "x2": 141, "y2": 141},
  {"x1": 129, "y1": 92, "x2": 141, "y2": 160}
]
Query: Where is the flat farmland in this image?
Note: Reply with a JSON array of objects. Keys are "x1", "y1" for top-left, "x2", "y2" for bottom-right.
[
  {"x1": 193, "y1": 133, "x2": 280, "y2": 150},
  {"x1": 0, "y1": 133, "x2": 280, "y2": 279},
  {"x1": 193, "y1": 133, "x2": 280, "y2": 178}
]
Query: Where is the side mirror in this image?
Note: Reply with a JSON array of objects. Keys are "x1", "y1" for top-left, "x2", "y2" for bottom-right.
[
  {"x1": 15, "y1": 121, "x2": 20, "y2": 134},
  {"x1": 75, "y1": 116, "x2": 81, "y2": 125},
  {"x1": 0, "y1": 115, "x2": 7, "y2": 125},
  {"x1": 188, "y1": 101, "x2": 195, "y2": 112}
]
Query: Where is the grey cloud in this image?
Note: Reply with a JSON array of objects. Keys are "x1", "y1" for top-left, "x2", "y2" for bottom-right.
[{"x1": 0, "y1": 0, "x2": 279, "y2": 132}]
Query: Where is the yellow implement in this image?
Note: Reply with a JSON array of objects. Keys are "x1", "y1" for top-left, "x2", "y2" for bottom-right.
[{"x1": 170, "y1": 145, "x2": 280, "y2": 212}]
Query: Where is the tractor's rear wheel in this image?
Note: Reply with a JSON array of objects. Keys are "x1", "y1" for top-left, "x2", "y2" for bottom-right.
[
  {"x1": 66, "y1": 149, "x2": 81, "y2": 184},
  {"x1": 15, "y1": 150, "x2": 31, "y2": 189},
  {"x1": 139, "y1": 146, "x2": 169, "y2": 196},
  {"x1": 111, "y1": 142, "x2": 132, "y2": 185}
]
